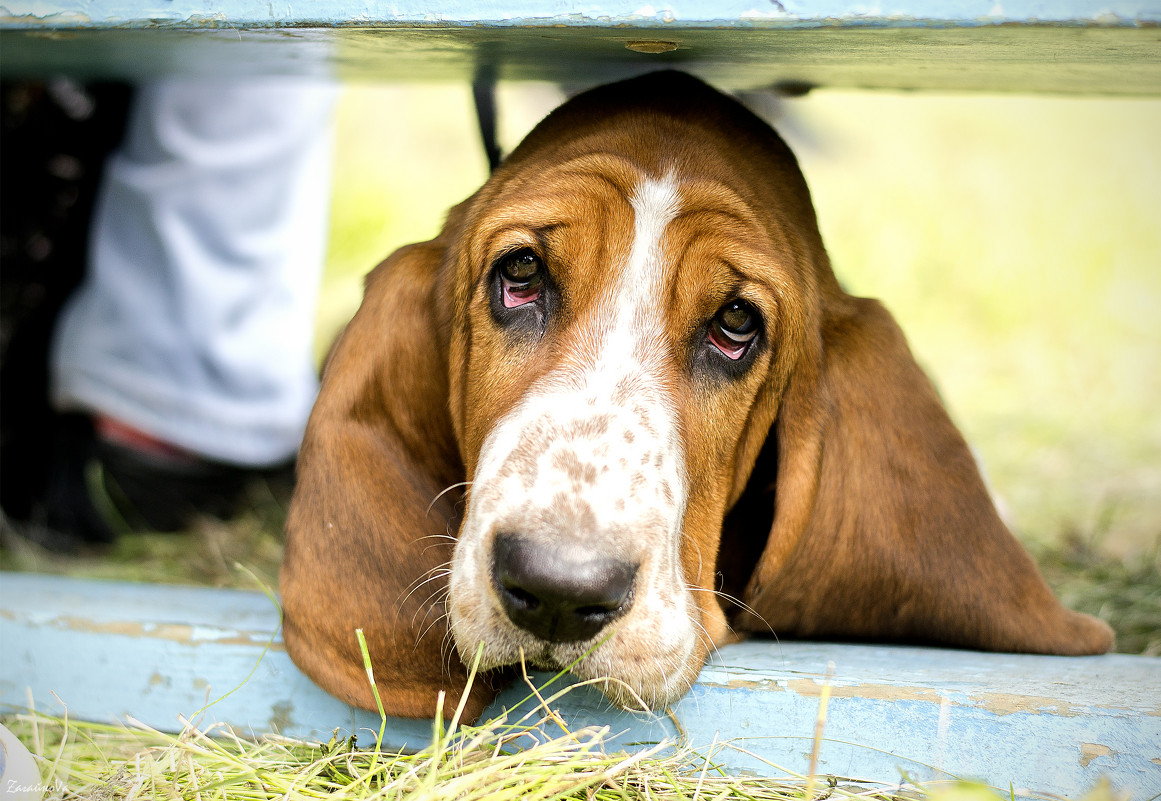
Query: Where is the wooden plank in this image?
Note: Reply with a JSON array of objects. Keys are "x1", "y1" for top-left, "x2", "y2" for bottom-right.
[
  {"x1": 1, "y1": 2, "x2": 1159, "y2": 93},
  {"x1": 1, "y1": 572, "x2": 1158, "y2": 797},
  {"x1": 8, "y1": 0, "x2": 1159, "y2": 28}
]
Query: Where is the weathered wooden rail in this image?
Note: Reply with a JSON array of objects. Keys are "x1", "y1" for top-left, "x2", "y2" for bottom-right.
[
  {"x1": 1, "y1": 1, "x2": 1159, "y2": 94},
  {"x1": 1, "y1": 574, "x2": 1158, "y2": 797}
]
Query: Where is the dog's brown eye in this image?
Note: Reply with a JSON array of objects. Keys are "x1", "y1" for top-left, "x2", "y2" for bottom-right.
[
  {"x1": 708, "y1": 299, "x2": 760, "y2": 360},
  {"x1": 499, "y1": 250, "x2": 544, "y2": 308}
]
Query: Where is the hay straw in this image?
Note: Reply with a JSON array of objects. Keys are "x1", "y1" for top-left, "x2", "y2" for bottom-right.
[
  {"x1": 4, "y1": 704, "x2": 921, "y2": 801},
  {"x1": 0, "y1": 631, "x2": 1082, "y2": 801},
  {"x1": 3, "y1": 671, "x2": 948, "y2": 801}
]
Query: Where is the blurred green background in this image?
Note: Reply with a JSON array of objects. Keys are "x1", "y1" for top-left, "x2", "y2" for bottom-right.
[
  {"x1": 322, "y1": 83, "x2": 1161, "y2": 555},
  {"x1": 318, "y1": 84, "x2": 1161, "y2": 653},
  {"x1": 7, "y1": 82, "x2": 1159, "y2": 651}
]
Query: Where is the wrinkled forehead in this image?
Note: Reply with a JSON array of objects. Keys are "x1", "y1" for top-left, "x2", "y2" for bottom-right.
[
  {"x1": 466, "y1": 152, "x2": 641, "y2": 267},
  {"x1": 464, "y1": 149, "x2": 799, "y2": 290}
]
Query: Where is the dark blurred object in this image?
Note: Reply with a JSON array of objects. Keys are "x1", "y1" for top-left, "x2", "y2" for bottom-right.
[
  {"x1": 1, "y1": 79, "x2": 133, "y2": 542},
  {"x1": 92, "y1": 425, "x2": 291, "y2": 534}
]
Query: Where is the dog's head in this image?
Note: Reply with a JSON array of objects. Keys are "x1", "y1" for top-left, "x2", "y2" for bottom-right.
[{"x1": 281, "y1": 72, "x2": 1112, "y2": 721}]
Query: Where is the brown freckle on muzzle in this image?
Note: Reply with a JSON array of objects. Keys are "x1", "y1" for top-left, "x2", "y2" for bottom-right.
[
  {"x1": 563, "y1": 414, "x2": 612, "y2": 440},
  {"x1": 552, "y1": 449, "x2": 600, "y2": 485},
  {"x1": 629, "y1": 472, "x2": 647, "y2": 499},
  {"x1": 497, "y1": 445, "x2": 540, "y2": 488},
  {"x1": 631, "y1": 405, "x2": 654, "y2": 433}
]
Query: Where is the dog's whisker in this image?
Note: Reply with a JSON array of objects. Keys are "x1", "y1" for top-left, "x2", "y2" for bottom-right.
[
  {"x1": 401, "y1": 561, "x2": 451, "y2": 594},
  {"x1": 685, "y1": 585, "x2": 774, "y2": 634},
  {"x1": 415, "y1": 532, "x2": 458, "y2": 544},
  {"x1": 415, "y1": 606, "x2": 451, "y2": 647},
  {"x1": 407, "y1": 585, "x2": 451, "y2": 631},
  {"x1": 691, "y1": 618, "x2": 722, "y2": 663},
  {"x1": 410, "y1": 586, "x2": 450, "y2": 635},
  {"x1": 438, "y1": 624, "x2": 460, "y2": 666},
  {"x1": 417, "y1": 536, "x2": 452, "y2": 554},
  {"x1": 425, "y1": 481, "x2": 473, "y2": 517},
  {"x1": 400, "y1": 566, "x2": 452, "y2": 607}
]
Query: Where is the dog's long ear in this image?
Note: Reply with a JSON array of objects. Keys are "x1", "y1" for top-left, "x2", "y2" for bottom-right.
[
  {"x1": 730, "y1": 291, "x2": 1113, "y2": 655},
  {"x1": 281, "y1": 218, "x2": 498, "y2": 721}
]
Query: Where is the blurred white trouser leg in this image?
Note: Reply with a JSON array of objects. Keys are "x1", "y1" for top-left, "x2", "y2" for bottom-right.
[{"x1": 52, "y1": 77, "x2": 336, "y2": 467}]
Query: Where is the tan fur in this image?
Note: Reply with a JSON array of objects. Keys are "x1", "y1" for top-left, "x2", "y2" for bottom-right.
[{"x1": 281, "y1": 72, "x2": 1112, "y2": 722}]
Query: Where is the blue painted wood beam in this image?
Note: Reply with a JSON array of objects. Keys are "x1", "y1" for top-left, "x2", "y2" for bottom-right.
[
  {"x1": 1, "y1": 573, "x2": 1158, "y2": 798},
  {"x1": 2, "y1": 1, "x2": 1158, "y2": 29},
  {"x1": 2, "y1": 1, "x2": 1159, "y2": 92}
]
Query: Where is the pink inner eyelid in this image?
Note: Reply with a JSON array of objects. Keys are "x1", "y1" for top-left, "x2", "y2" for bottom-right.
[
  {"x1": 502, "y1": 281, "x2": 540, "y2": 308},
  {"x1": 707, "y1": 327, "x2": 749, "y2": 360}
]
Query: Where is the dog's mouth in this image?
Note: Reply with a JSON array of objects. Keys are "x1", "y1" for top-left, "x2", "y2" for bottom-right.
[
  {"x1": 473, "y1": 632, "x2": 701, "y2": 712},
  {"x1": 515, "y1": 644, "x2": 595, "y2": 675}
]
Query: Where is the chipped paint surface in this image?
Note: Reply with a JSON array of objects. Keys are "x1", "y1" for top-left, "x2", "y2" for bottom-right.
[
  {"x1": 0, "y1": 8, "x2": 92, "y2": 25},
  {"x1": 1, "y1": 0, "x2": 1159, "y2": 28},
  {"x1": 1, "y1": 5, "x2": 1158, "y2": 93},
  {"x1": 973, "y1": 691, "x2": 1084, "y2": 717},
  {"x1": 1079, "y1": 742, "x2": 1113, "y2": 768},
  {"x1": 702, "y1": 676, "x2": 1140, "y2": 719},
  {"x1": 624, "y1": 38, "x2": 678, "y2": 51},
  {"x1": 784, "y1": 678, "x2": 942, "y2": 703},
  {"x1": 45, "y1": 614, "x2": 285, "y2": 650},
  {"x1": 3, "y1": 573, "x2": 1160, "y2": 798}
]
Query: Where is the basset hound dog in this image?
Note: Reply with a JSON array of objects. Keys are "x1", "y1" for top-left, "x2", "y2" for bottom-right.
[{"x1": 280, "y1": 71, "x2": 1113, "y2": 722}]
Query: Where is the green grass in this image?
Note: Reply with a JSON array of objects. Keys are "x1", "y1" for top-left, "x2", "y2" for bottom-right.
[
  {"x1": 0, "y1": 638, "x2": 1131, "y2": 800},
  {"x1": 2, "y1": 638, "x2": 920, "y2": 800},
  {"x1": 0, "y1": 710, "x2": 971, "y2": 801},
  {"x1": 2, "y1": 681, "x2": 1109, "y2": 801}
]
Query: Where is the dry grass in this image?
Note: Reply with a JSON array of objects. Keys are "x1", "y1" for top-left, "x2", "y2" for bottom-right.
[
  {"x1": 0, "y1": 641, "x2": 900, "y2": 801},
  {"x1": 1, "y1": 653, "x2": 1132, "y2": 801},
  {"x1": 0, "y1": 684, "x2": 1053, "y2": 801}
]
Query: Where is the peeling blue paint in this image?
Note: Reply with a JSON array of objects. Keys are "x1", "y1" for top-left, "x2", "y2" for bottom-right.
[
  {"x1": 1, "y1": 573, "x2": 1159, "y2": 797},
  {"x1": 1, "y1": 0, "x2": 1159, "y2": 28},
  {"x1": 1, "y1": 0, "x2": 1158, "y2": 92}
]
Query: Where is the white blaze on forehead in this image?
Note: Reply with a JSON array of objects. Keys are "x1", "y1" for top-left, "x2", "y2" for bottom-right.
[
  {"x1": 474, "y1": 171, "x2": 687, "y2": 481},
  {"x1": 465, "y1": 170, "x2": 692, "y2": 559},
  {"x1": 452, "y1": 170, "x2": 698, "y2": 696},
  {"x1": 470, "y1": 168, "x2": 691, "y2": 564},
  {"x1": 549, "y1": 171, "x2": 683, "y2": 410},
  {"x1": 623, "y1": 173, "x2": 682, "y2": 332}
]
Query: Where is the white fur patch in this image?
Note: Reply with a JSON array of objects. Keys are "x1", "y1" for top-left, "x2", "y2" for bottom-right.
[{"x1": 449, "y1": 172, "x2": 703, "y2": 709}]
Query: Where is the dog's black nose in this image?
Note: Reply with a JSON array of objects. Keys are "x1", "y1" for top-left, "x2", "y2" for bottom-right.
[{"x1": 492, "y1": 534, "x2": 637, "y2": 643}]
